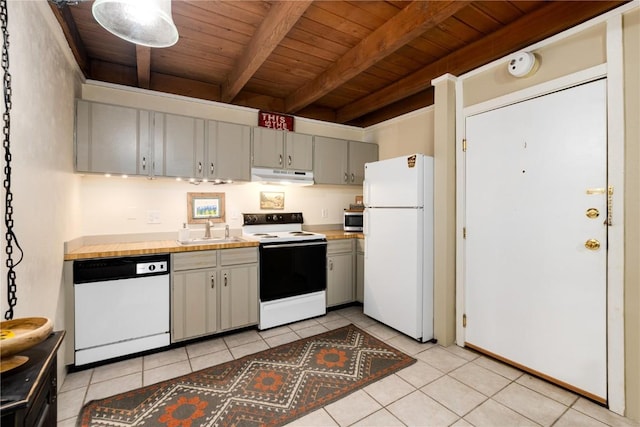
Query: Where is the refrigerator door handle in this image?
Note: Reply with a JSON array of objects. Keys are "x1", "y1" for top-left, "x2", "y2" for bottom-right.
[
  {"x1": 363, "y1": 208, "x2": 368, "y2": 235},
  {"x1": 363, "y1": 209, "x2": 369, "y2": 259},
  {"x1": 363, "y1": 180, "x2": 370, "y2": 206}
]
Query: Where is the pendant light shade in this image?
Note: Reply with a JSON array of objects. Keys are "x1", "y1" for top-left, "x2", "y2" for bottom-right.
[{"x1": 92, "y1": 0, "x2": 179, "y2": 48}]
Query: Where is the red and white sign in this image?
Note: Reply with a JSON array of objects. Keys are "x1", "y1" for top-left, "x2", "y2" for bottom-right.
[{"x1": 258, "y1": 111, "x2": 294, "y2": 131}]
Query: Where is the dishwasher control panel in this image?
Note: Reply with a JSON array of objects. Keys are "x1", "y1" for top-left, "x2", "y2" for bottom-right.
[
  {"x1": 136, "y1": 261, "x2": 168, "y2": 275},
  {"x1": 74, "y1": 254, "x2": 170, "y2": 283}
]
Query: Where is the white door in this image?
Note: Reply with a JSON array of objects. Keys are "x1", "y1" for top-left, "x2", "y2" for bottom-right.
[{"x1": 464, "y1": 79, "x2": 607, "y2": 402}]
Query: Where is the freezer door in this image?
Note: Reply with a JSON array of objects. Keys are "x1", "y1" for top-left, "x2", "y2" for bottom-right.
[
  {"x1": 364, "y1": 154, "x2": 425, "y2": 208},
  {"x1": 364, "y1": 207, "x2": 433, "y2": 341}
]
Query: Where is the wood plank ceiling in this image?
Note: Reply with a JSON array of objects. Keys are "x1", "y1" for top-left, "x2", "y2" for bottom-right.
[{"x1": 50, "y1": 0, "x2": 626, "y2": 127}]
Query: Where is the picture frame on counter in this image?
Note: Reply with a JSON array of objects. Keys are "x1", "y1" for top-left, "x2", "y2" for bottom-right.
[
  {"x1": 187, "y1": 192, "x2": 226, "y2": 224},
  {"x1": 260, "y1": 191, "x2": 284, "y2": 210}
]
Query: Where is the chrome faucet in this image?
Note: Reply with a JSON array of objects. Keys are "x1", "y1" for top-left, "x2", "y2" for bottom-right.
[
  {"x1": 225, "y1": 224, "x2": 230, "y2": 239},
  {"x1": 204, "y1": 220, "x2": 212, "y2": 239}
]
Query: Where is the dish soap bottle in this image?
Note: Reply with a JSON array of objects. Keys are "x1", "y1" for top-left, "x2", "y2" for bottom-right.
[{"x1": 178, "y1": 223, "x2": 190, "y2": 243}]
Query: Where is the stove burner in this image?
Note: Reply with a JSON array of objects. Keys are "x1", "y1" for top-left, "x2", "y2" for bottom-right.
[
  {"x1": 253, "y1": 233, "x2": 270, "y2": 236},
  {"x1": 290, "y1": 232, "x2": 314, "y2": 236}
]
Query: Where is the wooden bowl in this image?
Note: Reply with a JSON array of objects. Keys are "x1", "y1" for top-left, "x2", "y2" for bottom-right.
[{"x1": 0, "y1": 317, "x2": 53, "y2": 372}]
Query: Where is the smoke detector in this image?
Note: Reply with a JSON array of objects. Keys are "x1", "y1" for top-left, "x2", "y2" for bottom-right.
[{"x1": 507, "y1": 52, "x2": 538, "y2": 78}]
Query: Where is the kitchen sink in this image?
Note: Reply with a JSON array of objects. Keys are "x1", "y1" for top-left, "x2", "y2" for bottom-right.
[{"x1": 177, "y1": 236, "x2": 245, "y2": 245}]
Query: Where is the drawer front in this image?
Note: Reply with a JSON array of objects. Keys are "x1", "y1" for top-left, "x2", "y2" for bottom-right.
[
  {"x1": 327, "y1": 239, "x2": 354, "y2": 255},
  {"x1": 356, "y1": 238, "x2": 365, "y2": 253},
  {"x1": 172, "y1": 251, "x2": 217, "y2": 271},
  {"x1": 220, "y1": 247, "x2": 258, "y2": 266}
]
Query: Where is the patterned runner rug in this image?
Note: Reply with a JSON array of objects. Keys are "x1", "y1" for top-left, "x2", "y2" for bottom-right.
[{"x1": 78, "y1": 324, "x2": 415, "y2": 427}]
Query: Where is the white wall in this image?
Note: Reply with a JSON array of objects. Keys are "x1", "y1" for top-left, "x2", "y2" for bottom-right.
[
  {"x1": 365, "y1": 106, "x2": 435, "y2": 160},
  {"x1": 0, "y1": 0, "x2": 82, "y2": 374},
  {"x1": 79, "y1": 176, "x2": 360, "y2": 236}
]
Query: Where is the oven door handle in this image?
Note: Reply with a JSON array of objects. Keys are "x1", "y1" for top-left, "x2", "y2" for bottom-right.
[{"x1": 261, "y1": 241, "x2": 327, "y2": 249}]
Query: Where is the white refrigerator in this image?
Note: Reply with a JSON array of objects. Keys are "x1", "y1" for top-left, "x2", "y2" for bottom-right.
[{"x1": 363, "y1": 154, "x2": 434, "y2": 342}]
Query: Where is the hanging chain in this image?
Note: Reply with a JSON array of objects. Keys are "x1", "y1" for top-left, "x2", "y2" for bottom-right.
[{"x1": 2, "y1": 0, "x2": 22, "y2": 321}]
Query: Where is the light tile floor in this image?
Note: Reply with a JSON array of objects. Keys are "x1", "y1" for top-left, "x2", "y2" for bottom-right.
[{"x1": 58, "y1": 306, "x2": 639, "y2": 427}]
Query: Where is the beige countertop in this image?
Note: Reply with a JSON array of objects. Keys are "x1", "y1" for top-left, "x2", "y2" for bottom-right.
[
  {"x1": 64, "y1": 230, "x2": 364, "y2": 261},
  {"x1": 322, "y1": 230, "x2": 364, "y2": 240}
]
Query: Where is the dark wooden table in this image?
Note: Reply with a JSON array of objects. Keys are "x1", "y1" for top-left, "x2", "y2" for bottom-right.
[{"x1": 1, "y1": 331, "x2": 65, "y2": 426}]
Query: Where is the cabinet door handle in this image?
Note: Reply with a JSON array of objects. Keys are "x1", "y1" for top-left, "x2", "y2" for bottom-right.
[
  {"x1": 279, "y1": 154, "x2": 283, "y2": 165},
  {"x1": 351, "y1": 173, "x2": 355, "y2": 182},
  {"x1": 142, "y1": 156, "x2": 146, "y2": 171},
  {"x1": 329, "y1": 259, "x2": 334, "y2": 270},
  {"x1": 198, "y1": 162, "x2": 203, "y2": 173},
  {"x1": 210, "y1": 163, "x2": 214, "y2": 174},
  {"x1": 344, "y1": 172, "x2": 348, "y2": 182},
  {"x1": 288, "y1": 155, "x2": 292, "y2": 166},
  {"x1": 224, "y1": 273, "x2": 228, "y2": 287},
  {"x1": 210, "y1": 275, "x2": 215, "y2": 289}
]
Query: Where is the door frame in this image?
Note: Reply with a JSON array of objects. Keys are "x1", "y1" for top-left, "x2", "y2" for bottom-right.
[{"x1": 455, "y1": 15, "x2": 626, "y2": 414}]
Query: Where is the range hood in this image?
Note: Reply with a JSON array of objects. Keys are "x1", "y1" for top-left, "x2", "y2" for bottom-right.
[{"x1": 251, "y1": 167, "x2": 314, "y2": 186}]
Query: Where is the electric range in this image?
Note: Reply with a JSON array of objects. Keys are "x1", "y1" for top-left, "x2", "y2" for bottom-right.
[{"x1": 242, "y1": 212, "x2": 327, "y2": 329}]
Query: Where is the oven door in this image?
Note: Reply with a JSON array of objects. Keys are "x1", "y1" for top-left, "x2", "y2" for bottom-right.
[{"x1": 259, "y1": 240, "x2": 327, "y2": 301}]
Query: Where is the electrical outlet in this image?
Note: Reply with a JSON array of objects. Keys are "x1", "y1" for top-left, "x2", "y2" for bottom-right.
[
  {"x1": 321, "y1": 208, "x2": 328, "y2": 218},
  {"x1": 146, "y1": 210, "x2": 161, "y2": 224}
]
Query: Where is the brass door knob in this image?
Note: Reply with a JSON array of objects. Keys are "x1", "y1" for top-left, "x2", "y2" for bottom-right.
[
  {"x1": 586, "y1": 208, "x2": 600, "y2": 219},
  {"x1": 585, "y1": 239, "x2": 601, "y2": 250}
]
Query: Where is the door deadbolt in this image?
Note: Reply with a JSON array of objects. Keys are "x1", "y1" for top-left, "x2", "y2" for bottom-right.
[
  {"x1": 585, "y1": 239, "x2": 601, "y2": 250},
  {"x1": 586, "y1": 208, "x2": 600, "y2": 219}
]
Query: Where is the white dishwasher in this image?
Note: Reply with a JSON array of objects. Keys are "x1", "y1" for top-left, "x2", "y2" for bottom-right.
[{"x1": 73, "y1": 254, "x2": 170, "y2": 366}]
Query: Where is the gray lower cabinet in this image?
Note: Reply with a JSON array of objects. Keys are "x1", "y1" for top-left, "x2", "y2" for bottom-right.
[
  {"x1": 356, "y1": 238, "x2": 364, "y2": 303},
  {"x1": 219, "y1": 249, "x2": 259, "y2": 331},
  {"x1": 327, "y1": 239, "x2": 355, "y2": 307},
  {"x1": 171, "y1": 248, "x2": 258, "y2": 342}
]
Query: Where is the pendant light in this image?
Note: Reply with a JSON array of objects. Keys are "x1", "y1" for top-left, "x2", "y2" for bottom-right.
[{"x1": 92, "y1": 0, "x2": 179, "y2": 48}]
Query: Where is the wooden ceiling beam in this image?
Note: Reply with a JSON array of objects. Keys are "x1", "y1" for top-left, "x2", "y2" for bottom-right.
[
  {"x1": 336, "y1": 0, "x2": 625, "y2": 123},
  {"x1": 221, "y1": 0, "x2": 313, "y2": 103},
  {"x1": 48, "y1": 3, "x2": 90, "y2": 75},
  {"x1": 283, "y1": 0, "x2": 471, "y2": 114},
  {"x1": 136, "y1": 46, "x2": 151, "y2": 89}
]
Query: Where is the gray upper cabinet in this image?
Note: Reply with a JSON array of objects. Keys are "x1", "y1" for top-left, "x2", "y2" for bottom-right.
[
  {"x1": 207, "y1": 121, "x2": 251, "y2": 182},
  {"x1": 154, "y1": 112, "x2": 205, "y2": 179},
  {"x1": 348, "y1": 140, "x2": 378, "y2": 185},
  {"x1": 313, "y1": 136, "x2": 377, "y2": 185},
  {"x1": 313, "y1": 136, "x2": 348, "y2": 185},
  {"x1": 252, "y1": 127, "x2": 282, "y2": 168},
  {"x1": 75, "y1": 100, "x2": 376, "y2": 184},
  {"x1": 75, "y1": 100, "x2": 151, "y2": 175},
  {"x1": 285, "y1": 132, "x2": 313, "y2": 171},
  {"x1": 252, "y1": 127, "x2": 313, "y2": 171}
]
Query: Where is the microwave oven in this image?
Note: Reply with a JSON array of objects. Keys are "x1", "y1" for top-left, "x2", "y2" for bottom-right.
[{"x1": 343, "y1": 210, "x2": 363, "y2": 232}]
